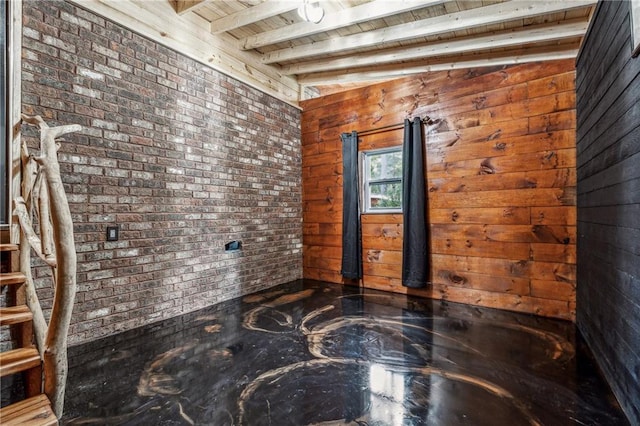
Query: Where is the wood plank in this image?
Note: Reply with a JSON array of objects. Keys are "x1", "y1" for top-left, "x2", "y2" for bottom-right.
[
  {"x1": 0, "y1": 271, "x2": 27, "y2": 286},
  {"x1": 429, "y1": 207, "x2": 530, "y2": 225},
  {"x1": 0, "y1": 306, "x2": 33, "y2": 326},
  {"x1": 303, "y1": 234, "x2": 341, "y2": 248},
  {"x1": 242, "y1": 0, "x2": 444, "y2": 50},
  {"x1": 431, "y1": 239, "x2": 530, "y2": 260},
  {"x1": 361, "y1": 277, "x2": 574, "y2": 320},
  {"x1": 0, "y1": 348, "x2": 41, "y2": 377},
  {"x1": 303, "y1": 255, "x2": 341, "y2": 271},
  {"x1": 431, "y1": 254, "x2": 531, "y2": 278},
  {"x1": 428, "y1": 169, "x2": 577, "y2": 193},
  {"x1": 171, "y1": 0, "x2": 208, "y2": 15},
  {"x1": 210, "y1": 1, "x2": 300, "y2": 34},
  {"x1": 530, "y1": 279, "x2": 576, "y2": 301},
  {"x1": 264, "y1": 1, "x2": 595, "y2": 62},
  {"x1": 429, "y1": 188, "x2": 574, "y2": 208},
  {"x1": 429, "y1": 148, "x2": 575, "y2": 176},
  {"x1": 362, "y1": 223, "x2": 403, "y2": 238},
  {"x1": 530, "y1": 261, "x2": 576, "y2": 283},
  {"x1": 303, "y1": 210, "x2": 342, "y2": 223},
  {"x1": 303, "y1": 245, "x2": 341, "y2": 260},
  {"x1": 0, "y1": 394, "x2": 57, "y2": 426},
  {"x1": 298, "y1": 46, "x2": 578, "y2": 87},
  {"x1": 531, "y1": 206, "x2": 576, "y2": 225},
  {"x1": 529, "y1": 110, "x2": 576, "y2": 133},
  {"x1": 429, "y1": 129, "x2": 575, "y2": 164},
  {"x1": 282, "y1": 19, "x2": 588, "y2": 75},
  {"x1": 428, "y1": 284, "x2": 574, "y2": 320},
  {"x1": 577, "y1": 125, "x2": 640, "y2": 182},
  {"x1": 433, "y1": 268, "x2": 531, "y2": 295},
  {"x1": 431, "y1": 224, "x2": 575, "y2": 244},
  {"x1": 363, "y1": 262, "x2": 402, "y2": 279},
  {"x1": 527, "y1": 71, "x2": 576, "y2": 98},
  {"x1": 303, "y1": 267, "x2": 343, "y2": 284},
  {"x1": 364, "y1": 249, "x2": 402, "y2": 265},
  {"x1": 578, "y1": 204, "x2": 640, "y2": 229},
  {"x1": 362, "y1": 235, "x2": 403, "y2": 251},
  {"x1": 530, "y1": 243, "x2": 576, "y2": 264},
  {"x1": 426, "y1": 118, "x2": 531, "y2": 148}
]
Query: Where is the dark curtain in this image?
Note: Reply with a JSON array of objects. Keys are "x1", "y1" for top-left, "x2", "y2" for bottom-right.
[
  {"x1": 402, "y1": 118, "x2": 428, "y2": 288},
  {"x1": 341, "y1": 131, "x2": 362, "y2": 279}
]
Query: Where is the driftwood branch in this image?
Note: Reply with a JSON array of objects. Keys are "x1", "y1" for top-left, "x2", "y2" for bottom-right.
[
  {"x1": 17, "y1": 227, "x2": 48, "y2": 356},
  {"x1": 13, "y1": 197, "x2": 57, "y2": 267},
  {"x1": 19, "y1": 114, "x2": 81, "y2": 417},
  {"x1": 39, "y1": 179, "x2": 55, "y2": 260}
]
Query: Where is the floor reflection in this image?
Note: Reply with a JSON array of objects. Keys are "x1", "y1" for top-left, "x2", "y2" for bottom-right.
[{"x1": 61, "y1": 280, "x2": 627, "y2": 425}]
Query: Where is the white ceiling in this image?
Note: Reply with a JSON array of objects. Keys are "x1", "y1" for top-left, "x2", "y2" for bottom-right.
[
  {"x1": 172, "y1": 0, "x2": 595, "y2": 97},
  {"x1": 75, "y1": 1, "x2": 595, "y2": 103}
]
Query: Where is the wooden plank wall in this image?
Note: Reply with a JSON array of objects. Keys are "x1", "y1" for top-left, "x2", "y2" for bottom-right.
[
  {"x1": 300, "y1": 59, "x2": 577, "y2": 321},
  {"x1": 575, "y1": 0, "x2": 640, "y2": 423}
]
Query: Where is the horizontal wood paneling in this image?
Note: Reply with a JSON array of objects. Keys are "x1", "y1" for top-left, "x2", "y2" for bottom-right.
[
  {"x1": 576, "y1": 0, "x2": 640, "y2": 424},
  {"x1": 301, "y1": 60, "x2": 577, "y2": 321}
]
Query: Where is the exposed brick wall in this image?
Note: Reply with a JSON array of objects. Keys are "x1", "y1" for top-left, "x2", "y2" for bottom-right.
[{"x1": 19, "y1": 0, "x2": 302, "y2": 345}]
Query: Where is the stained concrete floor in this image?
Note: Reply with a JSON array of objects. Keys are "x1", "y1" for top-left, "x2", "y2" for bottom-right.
[{"x1": 62, "y1": 279, "x2": 627, "y2": 425}]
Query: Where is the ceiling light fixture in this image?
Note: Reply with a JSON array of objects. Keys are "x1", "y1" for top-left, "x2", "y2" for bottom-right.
[{"x1": 297, "y1": 0, "x2": 324, "y2": 24}]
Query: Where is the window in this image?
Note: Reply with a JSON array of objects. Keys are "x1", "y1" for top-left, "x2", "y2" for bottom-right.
[{"x1": 362, "y1": 147, "x2": 402, "y2": 213}]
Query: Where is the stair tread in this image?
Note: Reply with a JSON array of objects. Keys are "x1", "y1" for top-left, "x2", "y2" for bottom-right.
[
  {"x1": 0, "y1": 347, "x2": 41, "y2": 377},
  {"x1": 0, "y1": 306, "x2": 33, "y2": 326},
  {"x1": 0, "y1": 394, "x2": 57, "y2": 425},
  {"x1": 0, "y1": 243, "x2": 19, "y2": 252},
  {"x1": 0, "y1": 271, "x2": 27, "y2": 285}
]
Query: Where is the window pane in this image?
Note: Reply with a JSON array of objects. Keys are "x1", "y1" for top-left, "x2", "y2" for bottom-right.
[
  {"x1": 369, "y1": 182, "x2": 402, "y2": 209},
  {"x1": 369, "y1": 151, "x2": 402, "y2": 180}
]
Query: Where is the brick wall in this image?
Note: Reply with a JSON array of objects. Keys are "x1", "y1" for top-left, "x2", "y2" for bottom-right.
[{"x1": 19, "y1": 0, "x2": 302, "y2": 345}]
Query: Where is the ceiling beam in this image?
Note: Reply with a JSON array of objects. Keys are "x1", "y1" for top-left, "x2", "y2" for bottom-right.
[
  {"x1": 239, "y1": 0, "x2": 445, "y2": 50},
  {"x1": 297, "y1": 44, "x2": 581, "y2": 86},
  {"x1": 281, "y1": 19, "x2": 588, "y2": 75},
  {"x1": 171, "y1": 0, "x2": 210, "y2": 16},
  {"x1": 210, "y1": 1, "x2": 302, "y2": 34},
  {"x1": 262, "y1": 0, "x2": 596, "y2": 64}
]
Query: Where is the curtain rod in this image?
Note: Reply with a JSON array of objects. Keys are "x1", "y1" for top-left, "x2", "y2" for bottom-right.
[{"x1": 356, "y1": 116, "x2": 432, "y2": 137}]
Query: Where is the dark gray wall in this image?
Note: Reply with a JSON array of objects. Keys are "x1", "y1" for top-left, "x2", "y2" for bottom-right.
[{"x1": 576, "y1": 1, "x2": 640, "y2": 424}]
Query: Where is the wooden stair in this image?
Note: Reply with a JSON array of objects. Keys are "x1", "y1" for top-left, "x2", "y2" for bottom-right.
[
  {"x1": 0, "y1": 395, "x2": 57, "y2": 425},
  {"x1": 0, "y1": 243, "x2": 57, "y2": 425}
]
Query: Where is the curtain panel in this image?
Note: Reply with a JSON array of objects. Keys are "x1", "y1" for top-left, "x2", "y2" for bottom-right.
[
  {"x1": 402, "y1": 118, "x2": 429, "y2": 288},
  {"x1": 340, "y1": 131, "x2": 363, "y2": 279}
]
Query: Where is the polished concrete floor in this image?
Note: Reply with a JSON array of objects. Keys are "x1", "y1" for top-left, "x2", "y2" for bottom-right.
[{"x1": 62, "y1": 280, "x2": 627, "y2": 425}]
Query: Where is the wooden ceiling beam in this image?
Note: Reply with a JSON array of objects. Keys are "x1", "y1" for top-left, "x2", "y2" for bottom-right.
[
  {"x1": 262, "y1": 0, "x2": 596, "y2": 64},
  {"x1": 171, "y1": 0, "x2": 210, "y2": 16},
  {"x1": 210, "y1": 1, "x2": 303, "y2": 34},
  {"x1": 297, "y1": 43, "x2": 581, "y2": 86},
  {"x1": 281, "y1": 19, "x2": 589, "y2": 75},
  {"x1": 239, "y1": 0, "x2": 445, "y2": 50}
]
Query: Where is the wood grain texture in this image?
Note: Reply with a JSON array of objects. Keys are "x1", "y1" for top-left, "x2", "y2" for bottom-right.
[
  {"x1": 575, "y1": 1, "x2": 640, "y2": 423},
  {"x1": 301, "y1": 60, "x2": 577, "y2": 321}
]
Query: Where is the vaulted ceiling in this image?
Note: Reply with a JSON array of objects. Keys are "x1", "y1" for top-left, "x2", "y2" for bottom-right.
[{"x1": 77, "y1": 0, "x2": 596, "y2": 104}]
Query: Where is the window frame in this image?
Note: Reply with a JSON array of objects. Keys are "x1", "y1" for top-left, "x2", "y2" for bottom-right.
[{"x1": 361, "y1": 146, "x2": 403, "y2": 214}]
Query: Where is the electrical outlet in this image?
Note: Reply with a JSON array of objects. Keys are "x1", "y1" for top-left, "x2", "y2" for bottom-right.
[{"x1": 106, "y1": 226, "x2": 119, "y2": 241}]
